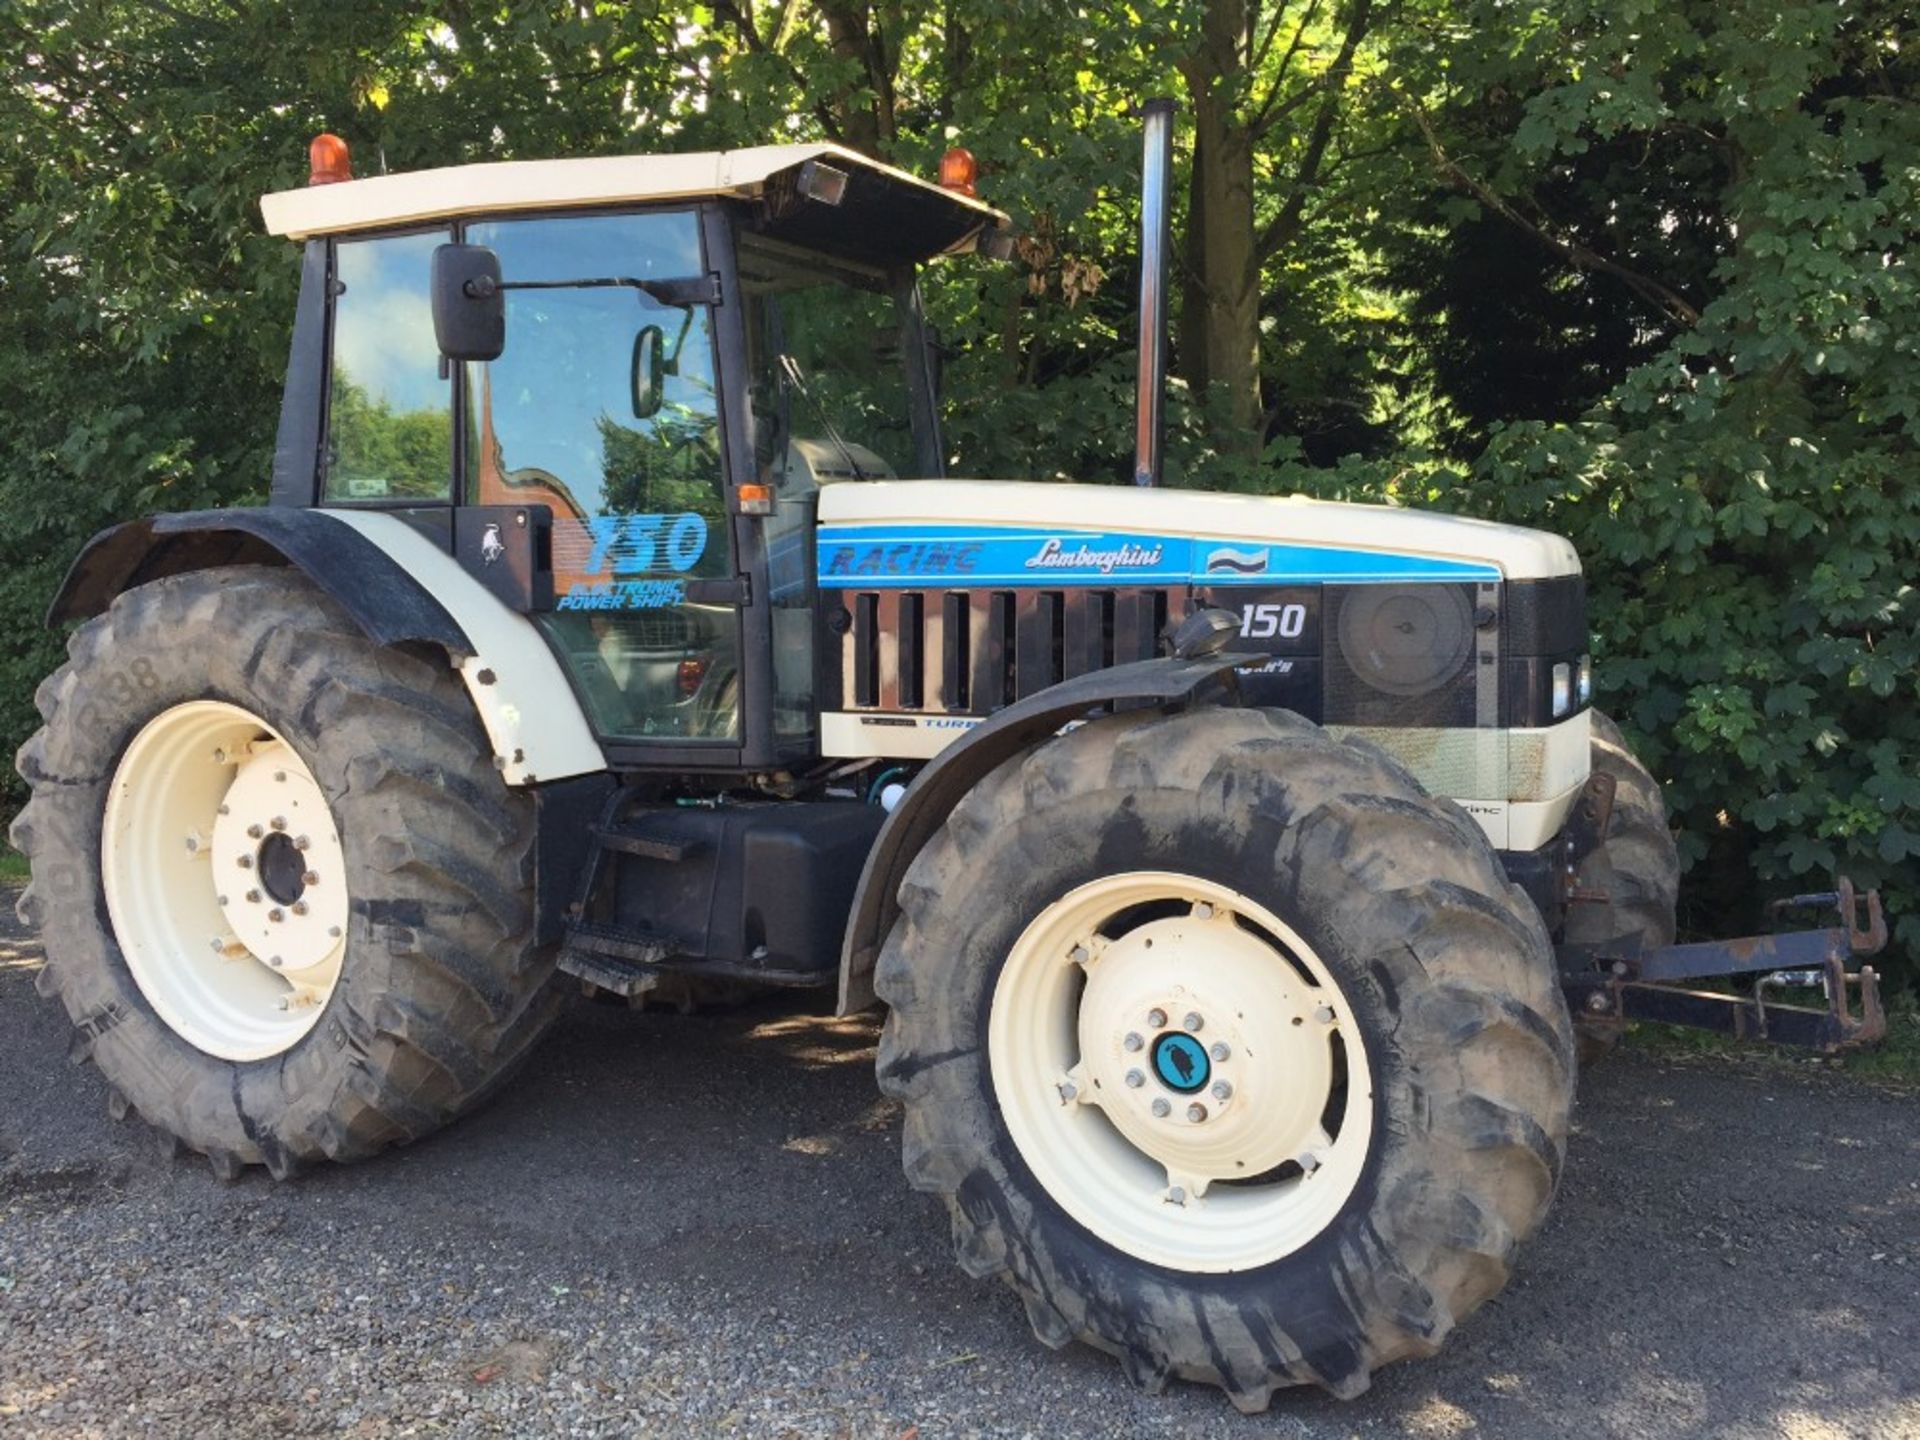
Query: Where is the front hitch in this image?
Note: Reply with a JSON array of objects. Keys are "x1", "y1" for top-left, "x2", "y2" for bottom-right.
[{"x1": 1558, "y1": 878, "x2": 1888, "y2": 1052}]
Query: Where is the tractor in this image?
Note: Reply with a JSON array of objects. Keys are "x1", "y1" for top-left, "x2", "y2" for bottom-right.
[{"x1": 13, "y1": 103, "x2": 1887, "y2": 1409}]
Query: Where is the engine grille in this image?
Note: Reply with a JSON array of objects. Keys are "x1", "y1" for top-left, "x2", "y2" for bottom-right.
[{"x1": 834, "y1": 587, "x2": 1180, "y2": 715}]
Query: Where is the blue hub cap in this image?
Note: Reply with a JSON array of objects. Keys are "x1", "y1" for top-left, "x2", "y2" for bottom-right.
[{"x1": 1151, "y1": 1031, "x2": 1211, "y2": 1094}]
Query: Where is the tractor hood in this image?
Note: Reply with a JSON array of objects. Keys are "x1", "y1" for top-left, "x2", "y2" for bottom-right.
[{"x1": 815, "y1": 480, "x2": 1579, "y2": 584}]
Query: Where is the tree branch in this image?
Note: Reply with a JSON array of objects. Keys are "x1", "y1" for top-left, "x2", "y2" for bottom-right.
[
  {"x1": 1247, "y1": 0, "x2": 1324, "y2": 130},
  {"x1": 1403, "y1": 97, "x2": 1703, "y2": 327},
  {"x1": 1253, "y1": 0, "x2": 1370, "y2": 253},
  {"x1": 711, "y1": 0, "x2": 845, "y2": 142}
]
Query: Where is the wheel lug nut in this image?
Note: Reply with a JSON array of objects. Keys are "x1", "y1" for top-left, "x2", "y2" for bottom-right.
[
  {"x1": 246, "y1": 823, "x2": 263, "y2": 839},
  {"x1": 1315, "y1": 1004, "x2": 1336, "y2": 1024},
  {"x1": 1125, "y1": 1069, "x2": 1145, "y2": 1088},
  {"x1": 1183, "y1": 1012, "x2": 1203, "y2": 1032},
  {"x1": 268, "y1": 908, "x2": 284, "y2": 923},
  {"x1": 236, "y1": 855, "x2": 252, "y2": 869},
  {"x1": 1193, "y1": 902, "x2": 1213, "y2": 920},
  {"x1": 291, "y1": 901, "x2": 309, "y2": 916},
  {"x1": 267, "y1": 955, "x2": 284, "y2": 969},
  {"x1": 245, "y1": 889, "x2": 262, "y2": 904},
  {"x1": 273, "y1": 770, "x2": 287, "y2": 782},
  {"x1": 1147, "y1": 1008, "x2": 1167, "y2": 1028},
  {"x1": 270, "y1": 816, "x2": 286, "y2": 831},
  {"x1": 302, "y1": 871, "x2": 319, "y2": 886},
  {"x1": 1210, "y1": 1042, "x2": 1230, "y2": 1062},
  {"x1": 1166, "y1": 1186, "x2": 1187, "y2": 1206},
  {"x1": 294, "y1": 836, "x2": 310, "y2": 851},
  {"x1": 1211, "y1": 1080, "x2": 1232, "y2": 1101},
  {"x1": 1150, "y1": 1098, "x2": 1171, "y2": 1118},
  {"x1": 1187, "y1": 1103, "x2": 1208, "y2": 1123},
  {"x1": 327, "y1": 926, "x2": 342, "y2": 939},
  {"x1": 1123, "y1": 1032, "x2": 1143, "y2": 1053},
  {"x1": 1057, "y1": 1080, "x2": 1078, "y2": 1103}
]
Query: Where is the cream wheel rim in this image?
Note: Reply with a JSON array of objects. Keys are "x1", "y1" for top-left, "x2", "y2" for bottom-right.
[
  {"x1": 101, "y1": 700, "x2": 348, "y2": 1062},
  {"x1": 988, "y1": 871, "x2": 1375, "y2": 1272}
]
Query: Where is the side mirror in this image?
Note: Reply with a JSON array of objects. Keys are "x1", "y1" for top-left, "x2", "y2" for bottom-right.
[
  {"x1": 431, "y1": 244, "x2": 505, "y2": 362},
  {"x1": 631, "y1": 324, "x2": 668, "y2": 419}
]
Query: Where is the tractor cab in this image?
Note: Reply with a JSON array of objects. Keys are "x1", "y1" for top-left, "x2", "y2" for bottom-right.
[{"x1": 260, "y1": 139, "x2": 1007, "y2": 765}]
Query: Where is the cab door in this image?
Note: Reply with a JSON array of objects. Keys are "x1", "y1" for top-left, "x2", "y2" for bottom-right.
[{"x1": 459, "y1": 208, "x2": 743, "y2": 748}]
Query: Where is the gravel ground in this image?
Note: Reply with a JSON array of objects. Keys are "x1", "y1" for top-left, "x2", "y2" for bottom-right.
[{"x1": 1, "y1": 896, "x2": 1915, "y2": 1439}]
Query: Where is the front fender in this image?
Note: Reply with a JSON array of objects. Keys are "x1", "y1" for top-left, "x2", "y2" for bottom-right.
[
  {"x1": 835, "y1": 652, "x2": 1253, "y2": 1014},
  {"x1": 48, "y1": 507, "x2": 605, "y2": 787}
]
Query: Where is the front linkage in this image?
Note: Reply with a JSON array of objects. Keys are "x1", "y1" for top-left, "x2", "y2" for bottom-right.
[{"x1": 1555, "y1": 773, "x2": 1888, "y2": 1052}]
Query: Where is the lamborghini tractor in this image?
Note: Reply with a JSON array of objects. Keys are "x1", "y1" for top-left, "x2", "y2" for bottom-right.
[{"x1": 14, "y1": 104, "x2": 1886, "y2": 1408}]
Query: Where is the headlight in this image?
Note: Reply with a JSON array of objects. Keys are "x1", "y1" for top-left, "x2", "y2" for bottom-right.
[
  {"x1": 1334, "y1": 585, "x2": 1473, "y2": 697},
  {"x1": 1551, "y1": 662, "x2": 1572, "y2": 717}
]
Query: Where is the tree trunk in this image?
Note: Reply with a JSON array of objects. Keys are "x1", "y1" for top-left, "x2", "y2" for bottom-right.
[
  {"x1": 1177, "y1": 0, "x2": 1264, "y2": 454},
  {"x1": 818, "y1": 0, "x2": 897, "y2": 155}
]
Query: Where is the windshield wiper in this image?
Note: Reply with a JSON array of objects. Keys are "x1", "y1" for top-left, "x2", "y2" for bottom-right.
[{"x1": 777, "y1": 353, "x2": 869, "y2": 481}]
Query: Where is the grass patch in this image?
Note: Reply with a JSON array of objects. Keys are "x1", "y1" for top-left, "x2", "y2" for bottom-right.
[
  {"x1": 1628, "y1": 994, "x2": 1920, "y2": 1088},
  {"x1": 0, "y1": 848, "x2": 26, "y2": 884}
]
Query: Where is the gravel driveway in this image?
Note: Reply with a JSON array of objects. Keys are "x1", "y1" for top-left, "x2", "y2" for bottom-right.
[{"x1": 1, "y1": 894, "x2": 1915, "y2": 1438}]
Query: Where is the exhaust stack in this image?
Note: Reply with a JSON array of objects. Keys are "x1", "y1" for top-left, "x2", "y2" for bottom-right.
[{"x1": 1132, "y1": 97, "x2": 1176, "y2": 488}]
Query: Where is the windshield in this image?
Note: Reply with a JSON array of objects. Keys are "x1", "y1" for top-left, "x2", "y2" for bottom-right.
[{"x1": 738, "y1": 235, "x2": 927, "y2": 492}]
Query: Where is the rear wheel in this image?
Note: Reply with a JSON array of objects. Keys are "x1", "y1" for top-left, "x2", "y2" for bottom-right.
[
  {"x1": 1564, "y1": 711, "x2": 1681, "y2": 1064},
  {"x1": 12, "y1": 566, "x2": 564, "y2": 1177},
  {"x1": 876, "y1": 707, "x2": 1575, "y2": 1407}
]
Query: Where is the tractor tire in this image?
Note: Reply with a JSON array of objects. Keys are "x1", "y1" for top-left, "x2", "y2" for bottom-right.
[
  {"x1": 875, "y1": 706, "x2": 1575, "y2": 1408},
  {"x1": 11, "y1": 566, "x2": 564, "y2": 1179},
  {"x1": 1563, "y1": 710, "x2": 1680, "y2": 1065}
]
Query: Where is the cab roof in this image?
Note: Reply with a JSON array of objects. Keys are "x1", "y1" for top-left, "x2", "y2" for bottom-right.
[{"x1": 259, "y1": 141, "x2": 1010, "y2": 265}]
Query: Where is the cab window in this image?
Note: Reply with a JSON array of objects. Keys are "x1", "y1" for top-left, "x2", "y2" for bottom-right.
[{"x1": 324, "y1": 229, "x2": 453, "y2": 502}]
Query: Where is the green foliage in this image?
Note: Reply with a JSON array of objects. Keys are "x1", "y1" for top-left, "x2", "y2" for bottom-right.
[
  {"x1": 1407, "y1": 0, "x2": 1920, "y2": 976},
  {"x1": 1, "y1": 0, "x2": 1915, "y2": 987},
  {"x1": 326, "y1": 375, "x2": 453, "y2": 500}
]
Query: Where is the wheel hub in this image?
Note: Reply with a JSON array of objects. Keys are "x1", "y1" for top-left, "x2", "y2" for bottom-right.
[
  {"x1": 1149, "y1": 1031, "x2": 1210, "y2": 1094},
  {"x1": 208, "y1": 739, "x2": 347, "y2": 976},
  {"x1": 257, "y1": 832, "x2": 307, "y2": 906},
  {"x1": 1077, "y1": 906, "x2": 1336, "y2": 1194}
]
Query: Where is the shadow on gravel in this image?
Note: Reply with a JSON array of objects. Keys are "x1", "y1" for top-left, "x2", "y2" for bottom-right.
[{"x1": 2, "y1": 905, "x2": 1915, "y2": 1437}]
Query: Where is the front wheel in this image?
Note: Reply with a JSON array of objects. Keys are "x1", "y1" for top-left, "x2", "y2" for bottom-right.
[
  {"x1": 1563, "y1": 710, "x2": 1681, "y2": 1064},
  {"x1": 876, "y1": 707, "x2": 1575, "y2": 1408}
]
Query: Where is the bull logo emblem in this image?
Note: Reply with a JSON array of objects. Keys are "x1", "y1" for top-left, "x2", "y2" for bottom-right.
[{"x1": 479, "y1": 523, "x2": 507, "y2": 566}]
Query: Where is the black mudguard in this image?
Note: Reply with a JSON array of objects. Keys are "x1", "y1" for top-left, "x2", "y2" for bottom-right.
[
  {"x1": 835, "y1": 651, "x2": 1254, "y2": 1013},
  {"x1": 46, "y1": 508, "x2": 472, "y2": 656}
]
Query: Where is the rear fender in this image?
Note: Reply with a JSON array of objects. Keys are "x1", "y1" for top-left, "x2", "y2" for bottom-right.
[
  {"x1": 48, "y1": 507, "x2": 605, "y2": 786},
  {"x1": 835, "y1": 653, "x2": 1251, "y2": 1014}
]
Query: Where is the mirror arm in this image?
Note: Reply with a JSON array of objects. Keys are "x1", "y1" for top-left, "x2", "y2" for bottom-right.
[
  {"x1": 662, "y1": 305, "x2": 697, "y2": 376},
  {"x1": 465, "y1": 273, "x2": 721, "y2": 308}
]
